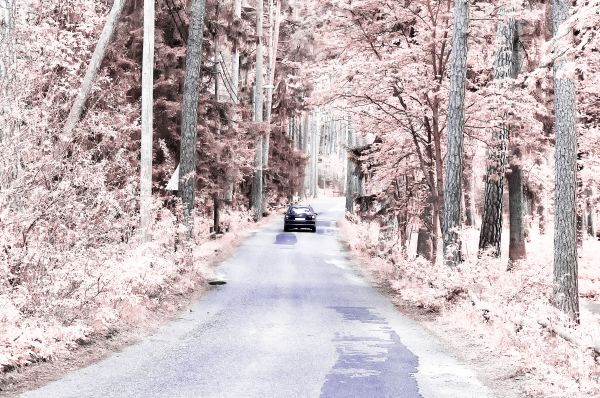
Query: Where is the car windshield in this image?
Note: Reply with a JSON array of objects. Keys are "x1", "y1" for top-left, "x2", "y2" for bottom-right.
[{"x1": 290, "y1": 207, "x2": 311, "y2": 215}]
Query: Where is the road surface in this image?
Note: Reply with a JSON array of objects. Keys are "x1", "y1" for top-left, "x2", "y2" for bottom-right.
[{"x1": 22, "y1": 197, "x2": 490, "y2": 398}]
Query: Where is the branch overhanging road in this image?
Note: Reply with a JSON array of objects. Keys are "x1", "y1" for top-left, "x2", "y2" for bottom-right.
[{"x1": 21, "y1": 197, "x2": 491, "y2": 398}]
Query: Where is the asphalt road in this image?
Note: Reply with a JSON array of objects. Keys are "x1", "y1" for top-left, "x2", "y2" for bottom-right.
[{"x1": 21, "y1": 197, "x2": 491, "y2": 398}]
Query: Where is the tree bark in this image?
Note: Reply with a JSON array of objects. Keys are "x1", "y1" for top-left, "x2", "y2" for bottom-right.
[
  {"x1": 586, "y1": 188, "x2": 595, "y2": 237},
  {"x1": 463, "y1": 151, "x2": 475, "y2": 227},
  {"x1": 0, "y1": 0, "x2": 18, "y2": 185},
  {"x1": 431, "y1": 107, "x2": 444, "y2": 241},
  {"x1": 424, "y1": 117, "x2": 440, "y2": 264},
  {"x1": 576, "y1": 166, "x2": 584, "y2": 247},
  {"x1": 251, "y1": 0, "x2": 265, "y2": 220},
  {"x1": 312, "y1": 111, "x2": 319, "y2": 197},
  {"x1": 537, "y1": 202, "x2": 546, "y2": 235},
  {"x1": 552, "y1": 0, "x2": 579, "y2": 321},
  {"x1": 524, "y1": 183, "x2": 534, "y2": 240},
  {"x1": 398, "y1": 174, "x2": 411, "y2": 250},
  {"x1": 507, "y1": 161, "x2": 526, "y2": 264},
  {"x1": 263, "y1": 0, "x2": 281, "y2": 168},
  {"x1": 0, "y1": 0, "x2": 16, "y2": 122},
  {"x1": 223, "y1": 0, "x2": 242, "y2": 203},
  {"x1": 213, "y1": 193, "x2": 220, "y2": 234},
  {"x1": 62, "y1": 0, "x2": 126, "y2": 139},
  {"x1": 442, "y1": 0, "x2": 469, "y2": 266},
  {"x1": 140, "y1": 0, "x2": 155, "y2": 239},
  {"x1": 300, "y1": 112, "x2": 309, "y2": 200},
  {"x1": 178, "y1": 0, "x2": 207, "y2": 231},
  {"x1": 417, "y1": 189, "x2": 434, "y2": 261},
  {"x1": 478, "y1": 14, "x2": 518, "y2": 256},
  {"x1": 0, "y1": 0, "x2": 15, "y2": 91},
  {"x1": 260, "y1": 0, "x2": 281, "y2": 214},
  {"x1": 213, "y1": 29, "x2": 220, "y2": 102},
  {"x1": 345, "y1": 118, "x2": 355, "y2": 213}
]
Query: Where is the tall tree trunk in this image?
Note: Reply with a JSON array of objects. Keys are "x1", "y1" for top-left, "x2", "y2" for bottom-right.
[
  {"x1": 213, "y1": 30, "x2": 220, "y2": 102},
  {"x1": 417, "y1": 189, "x2": 434, "y2": 261},
  {"x1": 463, "y1": 151, "x2": 475, "y2": 227},
  {"x1": 507, "y1": 160, "x2": 527, "y2": 264},
  {"x1": 223, "y1": 0, "x2": 242, "y2": 203},
  {"x1": 212, "y1": 30, "x2": 223, "y2": 226},
  {"x1": 261, "y1": 0, "x2": 281, "y2": 213},
  {"x1": 523, "y1": 183, "x2": 534, "y2": 240},
  {"x1": 395, "y1": 176, "x2": 408, "y2": 251},
  {"x1": 552, "y1": 0, "x2": 579, "y2": 321},
  {"x1": 431, "y1": 105, "x2": 444, "y2": 241},
  {"x1": 300, "y1": 112, "x2": 309, "y2": 200},
  {"x1": 292, "y1": 116, "x2": 298, "y2": 149},
  {"x1": 213, "y1": 193, "x2": 220, "y2": 233},
  {"x1": 345, "y1": 118, "x2": 355, "y2": 213},
  {"x1": 63, "y1": 0, "x2": 126, "y2": 139},
  {"x1": 576, "y1": 165, "x2": 584, "y2": 247},
  {"x1": 251, "y1": 0, "x2": 265, "y2": 220},
  {"x1": 178, "y1": 0, "x2": 207, "y2": 231},
  {"x1": 0, "y1": 0, "x2": 19, "y2": 185},
  {"x1": 309, "y1": 112, "x2": 315, "y2": 197},
  {"x1": 312, "y1": 111, "x2": 319, "y2": 197},
  {"x1": 442, "y1": 0, "x2": 470, "y2": 266},
  {"x1": 586, "y1": 188, "x2": 595, "y2": 237},
  {"x1": 263, "y1": 0, "x2": 281, "y2": 168},
  {"x1": 478, "y1": 14, "x2": 517, "y2": 256},
  {"x1": 424, "y1": 117, "x2": 440, "y2": 264},
  {"x1": 140, "y1": 0, "x2": 155, "y2": 239},
  {"x1": 537, "y1": 201, "x2": 546, "y2": 235},
  {"x1": 0, "y1": 0, "x2": 15, "y2": 95}
]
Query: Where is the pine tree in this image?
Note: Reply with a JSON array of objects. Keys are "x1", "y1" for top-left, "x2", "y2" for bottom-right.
[
  {"x1": 478, "y1": 13, "x2": 518, "y2": 256},
  {"x1": 552, "y1": 0, "x2": 579, "y2": 321},
  {"x1": 179, "y1": 0, "x2": 207, "y2": 232},
  {"x1": 442, "y1": 0, "x2": 470, "y2": 266}
]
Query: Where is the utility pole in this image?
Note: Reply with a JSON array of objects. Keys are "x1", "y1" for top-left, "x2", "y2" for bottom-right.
[
  {"x1": 140, "y1": 0, "x2": 155, "y2": 239},
  {"x1": 251, "y1": 0, "x2": 265, "y2": 220},
  {"x1": 231, "y1": 0, "x2": 242, "y2": 102}
]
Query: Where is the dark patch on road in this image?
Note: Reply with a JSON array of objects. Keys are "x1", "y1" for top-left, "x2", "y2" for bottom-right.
[
  {"x1": 331, "y1": 307, "x2": 386, "y2": 323},
  {"x1": 320, "y1": 307, "x2": 421, "y2": 398},
  {"x1": 274, "y1": 233, "x2": 298, "y2": 245}
]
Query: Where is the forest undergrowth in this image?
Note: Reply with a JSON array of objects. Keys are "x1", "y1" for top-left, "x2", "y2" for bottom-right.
[
  {"x1": 0, "y1": 204, "x2": 260, "y2": 379},
  {"x1": 340, "y1": 218, "x2": 600, "y2": 398}
]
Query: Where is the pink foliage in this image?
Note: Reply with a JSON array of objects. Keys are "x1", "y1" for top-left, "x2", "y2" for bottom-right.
[
  {"x1": 340, "y1": 217, "x2": 600, "y2": 397},
  {"x1": 0, "y1": 202, "x2": 257, "y2": 372}
]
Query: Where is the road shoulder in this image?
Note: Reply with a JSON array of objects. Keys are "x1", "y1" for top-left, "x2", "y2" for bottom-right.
[
  {"x1": 337, "y1": 223, "x2": 527, "y2": 398},
  {"x1": 0, "y1": 213, "x2": 281, "y2": 397}
]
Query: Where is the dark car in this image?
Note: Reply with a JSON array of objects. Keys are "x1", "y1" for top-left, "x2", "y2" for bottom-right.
[{"x1": 284, "y1": 205, "x2": 317, "y2": 232}]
